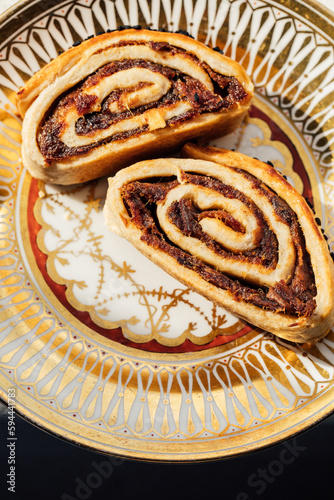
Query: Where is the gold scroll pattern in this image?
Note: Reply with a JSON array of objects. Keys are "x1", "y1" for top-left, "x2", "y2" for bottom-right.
[{"x1": 33, "y1": 176, "x2": 241, "y2": 346}]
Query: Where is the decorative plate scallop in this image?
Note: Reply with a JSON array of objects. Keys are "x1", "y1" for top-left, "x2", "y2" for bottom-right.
[{"x1": 0, "y1": 0, "x2": 334, "y2": 460}]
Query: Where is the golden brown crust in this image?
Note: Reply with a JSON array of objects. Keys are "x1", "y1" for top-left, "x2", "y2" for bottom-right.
[
  {"x1": 103, "y1": 144, "x2": 334, "y2": 343},
  {"x1": 17, "y1": 29, "x2": 253, "y2": 185}
]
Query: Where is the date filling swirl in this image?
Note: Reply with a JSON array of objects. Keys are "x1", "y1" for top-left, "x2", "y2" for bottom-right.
[
  {"x1": 37, "y1": 41, "x2": 247, "y2": 161},
  {"x1": 119, "y1": 159, "x2": 316, "y2": 317}
]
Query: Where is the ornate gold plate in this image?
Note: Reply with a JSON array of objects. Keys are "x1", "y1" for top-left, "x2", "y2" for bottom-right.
[{"x1": 1, "y1": 0, "x2": 334, "y2": 460}]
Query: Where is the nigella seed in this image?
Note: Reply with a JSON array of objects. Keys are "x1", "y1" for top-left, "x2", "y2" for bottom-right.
[
  {"x1": 97, "y1": 31, "x2": 105, "y2": 36},
  {"x1": 86, "y1": 34, "x2": 94, "y2": 39},
  {"x1": 117, "y1": 25, "x2": 125, "y2": 30},
  {"x1": 133, "y1": 25, "x2": 142, "y2": 30},
  {"x1": 283, "y1": 175, "x2": 287, "y2": 180},
  {"x1": 324, "y1": 234, "x2": 328, "y2": 241},
  {"x1": 305, "y1": 198, "x2": 314, "y2": 209},
  {"x1": 176, "y1": 29, "x2": 193, "y2": 38},
  {"x1": 266, "y1": 160, "x2": 274, "y2": 167},
  {"x1": 315, "y1": 217, "x2": 321, "y2": 225},
  {"x1": 213, "y1": 46, "x2": 224, "y2": 54},
  {"x1": 194, "y1": 92, "x2": 199, "y2": 102},
  {"x1": 122, "y1": 25, "x2": 131, "y2": 30},
  {"x1": 72, "y1": 40, "x2": 82, "y2": 47},
  {"x1": 331, "y1": 252, "x2": 334, "y2": 261}
]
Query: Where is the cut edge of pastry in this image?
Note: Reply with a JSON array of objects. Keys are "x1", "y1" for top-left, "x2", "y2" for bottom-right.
[
  {"x1": 17, "y1": 28, "x2": 253, "y2": 185},
  {"x1": 103, "y1": 147, "x2": 334, "y2": 344}
]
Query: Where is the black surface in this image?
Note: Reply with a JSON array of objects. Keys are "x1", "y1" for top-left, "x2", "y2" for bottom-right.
[{"x1": 0, "y1": 402, "x2": 334, "y2": 500}]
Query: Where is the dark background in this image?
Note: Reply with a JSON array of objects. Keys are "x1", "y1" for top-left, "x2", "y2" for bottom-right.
[{"x1": 0, "y1": 401, "x2": 333, "y2": 500}]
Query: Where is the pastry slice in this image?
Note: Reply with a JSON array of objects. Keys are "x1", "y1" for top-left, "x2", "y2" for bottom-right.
[
  {"x1": 103, "y1": 143, "x2": 334, "y2": 343},
  {"x1": 16, "y1": 28, "x2": 253, "y2": 185}
]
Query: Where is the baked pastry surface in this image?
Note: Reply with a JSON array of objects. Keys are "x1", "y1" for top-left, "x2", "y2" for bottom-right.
[
  {"x1": 17, "y1": 28, "x2": 253, "y2": 185},
  {"x1": 104, "y1": 143, "x2": 334, "y2": 343}
]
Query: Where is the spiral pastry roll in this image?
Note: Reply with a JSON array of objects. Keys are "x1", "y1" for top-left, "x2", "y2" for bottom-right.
[
  {"x1": 16, "y1": 28, "x2": 253, "y2": 185},
  {"x1": 104, "y1": 143, "x2": 334, "y2": 343}
]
